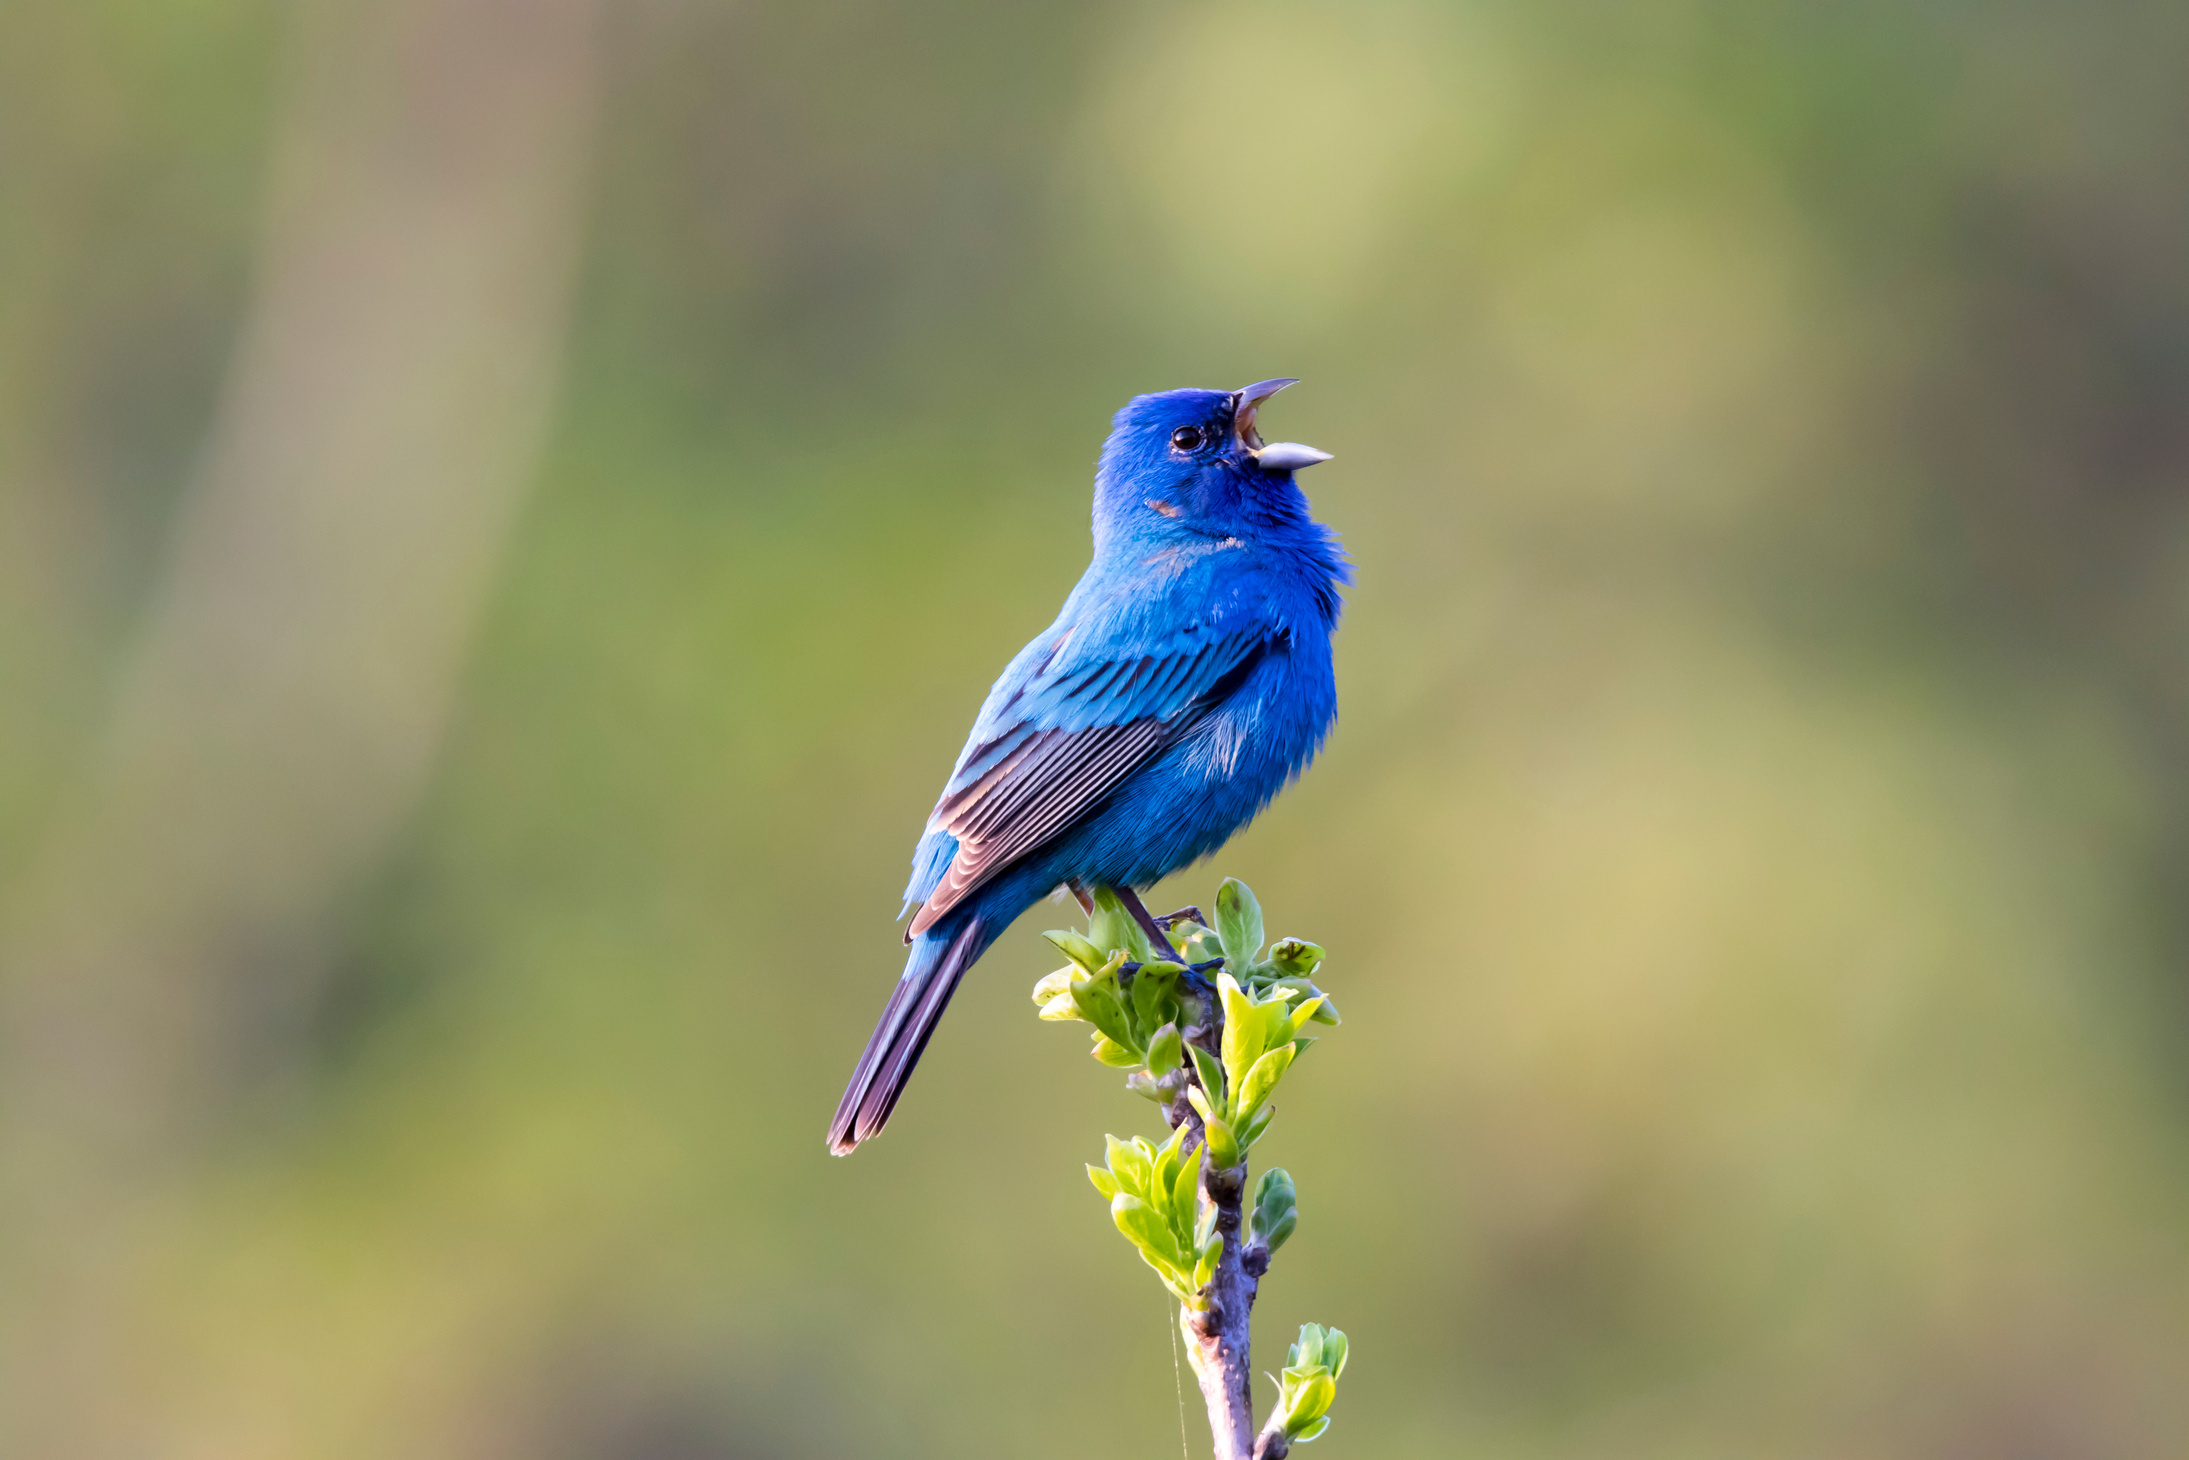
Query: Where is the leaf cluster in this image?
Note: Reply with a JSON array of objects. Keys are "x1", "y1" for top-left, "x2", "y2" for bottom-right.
[
  {"x1": 1087, "y1": 1126, "x2": 1222, "y2": 1309},
  {"x1": 1032, "y1": 880, "x2": 1339, "y2": 1142},
  {"x1": 1269, "y1": 1324, "x2": 1350, "y2": 1445},
  {"x1": 1033, "y1": 879, "x2": 1353, "y2": 1449}
]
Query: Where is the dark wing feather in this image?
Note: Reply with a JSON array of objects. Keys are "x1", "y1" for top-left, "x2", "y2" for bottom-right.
[
  {"x1": 904, "y1": 632, "x2": 1270, "y2": 939},
  {"x1": 908, "y1": 719, "x2": 1166, "y2": 937}
]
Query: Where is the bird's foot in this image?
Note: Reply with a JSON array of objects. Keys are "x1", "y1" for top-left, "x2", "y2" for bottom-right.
[
  {"x1": 1155, "y1": 904, "x2": 1206, "y2": 931},
  {"x1": 1113, "y1": 884, "x2": 1181, "y2": 955}
]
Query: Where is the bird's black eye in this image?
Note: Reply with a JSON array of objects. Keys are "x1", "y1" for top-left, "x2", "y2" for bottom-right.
[{"x1": 1170, "y1": 426, "x2": 1205, "y2": 453}]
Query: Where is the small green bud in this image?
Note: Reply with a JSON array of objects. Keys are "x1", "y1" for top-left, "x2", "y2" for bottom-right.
[
  {"x1": 1032, "y1": 966, "x2": 1078, "y2": 1003},
  {"x1": 1145, "y1": 1022, "x2": 1183, "y2": 1076},
  {"x1": 1192, "y1": 1233, "x2": 1222, "y2": 1290},
  {"x1": 1266, "y1": 937, "x2": 1324, "y2": 980},
  {"x1": 1253, "y1": 1167, "x2": 1297, "y2": 1253},
  {"x1": 1202, "y1": 1114, "x2": 1241, "y2": 1169},
  {"x1": 1038, "y1": 992, "x2": 1083, "y2": 1022}
]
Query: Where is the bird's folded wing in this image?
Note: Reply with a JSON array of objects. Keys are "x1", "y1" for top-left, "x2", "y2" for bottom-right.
[{"x1": 905, "y1": 625, "x2": 1268, "y2": 938}]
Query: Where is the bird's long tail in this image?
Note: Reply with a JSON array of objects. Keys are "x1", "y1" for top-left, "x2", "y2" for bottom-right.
[{"x1": 828, "y1": 913, "x2": 995, "y2": 1154}]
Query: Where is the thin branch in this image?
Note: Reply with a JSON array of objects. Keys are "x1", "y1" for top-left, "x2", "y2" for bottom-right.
[{"x1": 1165, "y1": 1003, "x2": 1260, "y2": 1460}]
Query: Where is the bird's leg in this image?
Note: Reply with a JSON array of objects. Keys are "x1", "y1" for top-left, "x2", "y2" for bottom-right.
[
  {"x1": 1111, "y1": 884, "x2": 1181, "y2": 957},
  {"x1": 1065, "y1": 879, "x2": 1097, "y2": 916},
  {"x1": 1155, "y1": 904, "x2": 1206, "y2": 931}
]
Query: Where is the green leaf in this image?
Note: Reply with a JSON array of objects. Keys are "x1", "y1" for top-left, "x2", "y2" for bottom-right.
[
  {"x1": 1282, "y1": 996, "x2": 1326, "y2": 1037},
  {"x1": 1112, "y1": 1194, "x2": 1186, "y2": 1271},
  {"x1": 1189, "y1": 1044, "x2": 1226, "y2": 1106},
  {"x1": 1073, "y1": 958, "x2": 1140, "y2": 1051},
  {"x1": 1214, "y1": 879, "x2": 1265, "y2": 967},
  {"x1": 1145, "y1": 1022, "x2": 1183, "y2": 1077},
  {"x1": 1088, "y1": 887, "x2": 1155, "y2": 961},
  {"x1": 1291, "y1": 1324, "x2": 1324, "y2": 1370},
  {"x1": 1257, "y1": 996, "x2": 1300, "y2": 1065},
  {"x1": 1038, "y1": 993, "x2": 1084, "y2": 1022},
  {"x1": 1218, "y1": 973, "x2": 1265, "y2": 1105},
  {"x1": 1286, "y1": 1374, "x2": 1337, "y2": 1431},
  {"x1": 1291, "y1": 1417, "x2": 1330, "y2": 1444},
  {"x1": 1234, "y1": 1042, "x2": 1296, "y2": 1124},
  {"x1": 1091, "y1": 1033, "x2": 1142, "y2": 1068},
  {"x1": 1087, "y1": 1165, "x2": 1119, "y2": 1199},
  {"x1": 1043, "y1": 929, "x2": 1107, "y2": 974},
  {"x1": 1184, "y1": 1083, "x2": 1217, "y2": 1126},
  {"x1": 1321, "y1": 1328, "x2": 1349, "y2": 1379},
  {"x1": 1171, "y1": 1141, "x2": 1203, "y2": 1229},
  {"x1": 1106, "y1": 1134, "x2": 1150, "y2": 1198},
  {"x1": 1151, "y1": 1125, "x2": 1187, "y2": 1214},
  {"x1": 1032, "y1": 967, "x2": 1078, "y2": 1003},
  {"x1": 1266, "y1": 937, "x2": 1323, "y2": 979},
  {"x1": 1132, "y1": 960, "x2": 1182, "y2": 1034},
  {"x1": 1238, "y1": 1103, "x2": 1276, "y2": 1148},
  {"x1": 1262, "y1": 1205, "x2": 1296, "y2": 1251},
  {"x1": 1271, "y1": 977, "x2": 1340, "y2": 1025}
]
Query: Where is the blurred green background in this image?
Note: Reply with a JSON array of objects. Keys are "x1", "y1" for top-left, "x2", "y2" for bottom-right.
[{"x1": 6, "y1": 1, "x2": 2189, "y2": 1456}]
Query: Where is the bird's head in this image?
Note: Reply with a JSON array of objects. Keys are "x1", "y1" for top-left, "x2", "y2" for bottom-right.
[{"x1": 1092, "y1": 379, "x2": 1333, "y2": 550}]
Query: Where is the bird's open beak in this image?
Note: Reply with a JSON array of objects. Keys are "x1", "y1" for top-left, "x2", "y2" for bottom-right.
[{"x1": 1233, "y1": 377, "x2": 1332, "y2": 472}]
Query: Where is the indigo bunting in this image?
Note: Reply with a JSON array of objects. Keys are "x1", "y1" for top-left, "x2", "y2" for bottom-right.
[{"x1": 829, "y1": 380, "x2": 1345, "y2": 1153}]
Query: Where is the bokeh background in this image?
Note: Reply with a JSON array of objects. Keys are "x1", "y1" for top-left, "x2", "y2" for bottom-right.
[{"x1": 6, "y1": 1, "x2": 2189, "y2": 1455}]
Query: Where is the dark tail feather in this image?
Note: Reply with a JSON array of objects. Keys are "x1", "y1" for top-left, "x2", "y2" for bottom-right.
[{"x1": 828, "y1": 915, "x2": 991, "y2": 1154}]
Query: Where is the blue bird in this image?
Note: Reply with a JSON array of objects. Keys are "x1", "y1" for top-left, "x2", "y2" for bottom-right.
[{"x1": 829, "y1": 379, "x2": 1346, "y2": 1153}]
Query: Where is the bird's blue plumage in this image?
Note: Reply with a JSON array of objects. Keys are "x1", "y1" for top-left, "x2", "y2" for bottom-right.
[{"x1": 831, "y1": 382, "x2": 1347, "y2": 1152}]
